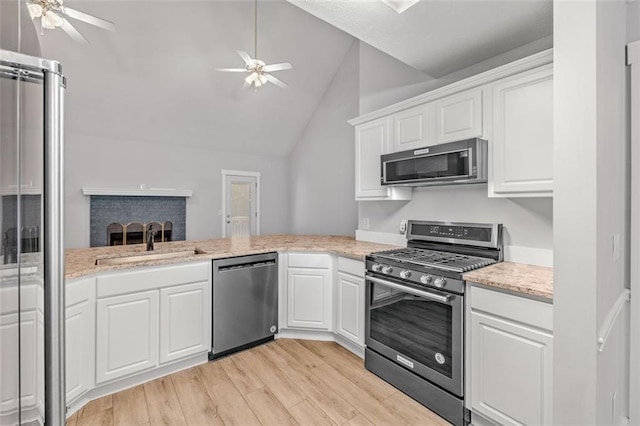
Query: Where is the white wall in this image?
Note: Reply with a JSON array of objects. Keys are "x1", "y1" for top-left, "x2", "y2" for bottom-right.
[
  {"x1": 65, "y1": 132, "x2": 290, "y2": 248},
  {"x1": 553, "y1": 0, "x2": 629, "y2": 423},
  {"x1": 289, "y1": 41, "x2": 359, "y2": 235}
]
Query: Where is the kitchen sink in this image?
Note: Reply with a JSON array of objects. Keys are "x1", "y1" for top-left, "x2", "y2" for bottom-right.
[{"x1": 95, "y1": 248, "x2": 206, "y2": 266}]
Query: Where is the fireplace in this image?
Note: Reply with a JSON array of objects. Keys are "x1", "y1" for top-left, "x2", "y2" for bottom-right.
[{"x1": 107, "y1": 221, "x2": 173, "y2": 246}]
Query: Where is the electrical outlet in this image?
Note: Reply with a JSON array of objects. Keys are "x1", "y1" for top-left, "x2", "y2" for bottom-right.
[
  {"x1": 399, "y1": 220, "x2": 407, "y2": 234},
  {"x1": 363, "y1": 218, "x2": 370, "y2": 230},
  {"x1": 613, "y1": 234, "x2": 621, "y2": 261}
]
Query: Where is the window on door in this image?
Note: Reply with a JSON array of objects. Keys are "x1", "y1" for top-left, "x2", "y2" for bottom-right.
[{"x1": 221, "y1": 170, "x2": 260, "y2": 237}]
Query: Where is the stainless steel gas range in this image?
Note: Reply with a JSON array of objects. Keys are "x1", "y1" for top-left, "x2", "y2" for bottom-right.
[{"x1": 364, "y1": 220, "x2": 503, "y2": 426}]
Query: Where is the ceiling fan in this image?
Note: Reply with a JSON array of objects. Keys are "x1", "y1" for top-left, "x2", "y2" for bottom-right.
[
  {"x1": 217, "y1": 0, "x2": 292, "y2": 89},
  {"x1": 26, "y1": 0, "x2": 116, "y2": 44}
]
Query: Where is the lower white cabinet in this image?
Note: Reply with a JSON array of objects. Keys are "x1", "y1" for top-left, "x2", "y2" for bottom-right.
[
  {"x1": 335, "y1": 257, "x2": 365, "y2": 348},
  {"x1": 468, "y1": 285, "x2": 553, "y2": 426},
  {"x1": 160, "y1": 282, "x2": 209, "y2": 363},
  {"x1": 96, "y1": 290, "x2": 159, "y2": 384},
  {"x1": 65, "y1": 277, "x2": 95, "y2": 403},
  {"x1": 287, "y1": 267, "x2": 332, "y2": 330},
  {"x1": 94, "y1": 262, "x2": 211, "y2": 385}
]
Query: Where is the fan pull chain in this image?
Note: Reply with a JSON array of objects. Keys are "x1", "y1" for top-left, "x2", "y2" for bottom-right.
[{"x1": 254, "y1": 0, "x2": 258, "y2": 59}]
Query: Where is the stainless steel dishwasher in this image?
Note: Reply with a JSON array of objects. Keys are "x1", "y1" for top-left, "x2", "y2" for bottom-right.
[{"x1": 210, "y1": 252, "x2": 278, "y2": 359}]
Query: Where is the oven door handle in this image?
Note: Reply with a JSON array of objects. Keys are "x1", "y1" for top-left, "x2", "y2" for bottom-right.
[{"x1": 366, "y1": 275, "x2": 452, "y2": 304}]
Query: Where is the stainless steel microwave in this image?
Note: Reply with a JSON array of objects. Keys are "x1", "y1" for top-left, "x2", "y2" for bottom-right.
[{"x1": 381, "y1": 138, "x2": 488, "y2": 187}]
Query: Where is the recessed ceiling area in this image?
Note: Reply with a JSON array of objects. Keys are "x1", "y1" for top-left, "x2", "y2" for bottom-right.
[{"x1": 287, "y1": 0, "x2": 553, "y2": 78}]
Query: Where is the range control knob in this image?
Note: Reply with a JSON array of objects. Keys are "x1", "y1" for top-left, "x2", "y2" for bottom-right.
[
  {"x1": 434, "y1": 277, "x2": 447, "y2": 288},
  {"x1": 400, "y1": 270, "x2": 412, "y2": 279},
  {"x1": 372, "y1": 263, "x2": 383, "y2": 272},
  {"x1": 420, "y1": 274, "x2": 433, "y2": 285},
  {"x1": 382, "y1": 266, "x2": 393, "y2": 274}
]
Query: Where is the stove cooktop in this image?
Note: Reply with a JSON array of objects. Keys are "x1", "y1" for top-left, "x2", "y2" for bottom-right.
[{"x1": 371, "y1": 247, "x2": 497, "y2": 273}]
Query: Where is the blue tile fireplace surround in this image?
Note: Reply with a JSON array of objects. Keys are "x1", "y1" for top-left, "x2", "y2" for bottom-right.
[{"x1": 90, "y1": 196, "x2": 186, "y2": 247}]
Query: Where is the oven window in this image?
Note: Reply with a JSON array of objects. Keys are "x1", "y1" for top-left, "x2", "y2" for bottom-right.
[
  {"x1": 369, "y1": 283, "x2": 453, "y2": 378},
  {"x1": 385, "y1": 151, "x2": 469, "y2": 182}
]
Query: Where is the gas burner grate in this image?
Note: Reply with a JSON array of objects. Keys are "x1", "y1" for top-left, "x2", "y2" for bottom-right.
[{"x1": 372, "y1": 248, "x2": 497, "y2": 272}]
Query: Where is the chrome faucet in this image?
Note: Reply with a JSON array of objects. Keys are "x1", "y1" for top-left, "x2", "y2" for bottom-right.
[{"x1": 146, "y1": 225, "x2": 157, "y2": 251}]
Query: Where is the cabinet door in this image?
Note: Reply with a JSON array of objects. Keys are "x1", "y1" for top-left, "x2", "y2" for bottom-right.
[
  {"x1": 355, "y1": 118, "x2": 391, "y2": 199},
  {"x1": 96, "y1": 291, "x2": 159, "y2": 384},
  {"x1": 491, "y1": 65, "x2": 553, "y2": 196},
  {"x1": 392, "y1": 104, "x2": 433, "y2": 152},
  {"x1": 0, "y1": 311, "x2": 37, "y2": 414},
  {"x1": 287, "y1": 267, "x2": 332, "y2": 330},
  {"x1": 65, "y1": 300, "x2": 94, "y2": 402},
  {"x1": 336, "y1": 272, "x2": 364, "y2": 347},
  {"x1": 354, "y1": 120, "x2": 412, "y2": 201},
  {"x1": 160, "y1": 282, "x2": 210, "y2": 364},
  {"x1": 470, "y1": 311, "x2": 553, "y2": 426},
  {"x1": 435, "y1": 88, "x2": 483, "y2": 143}
]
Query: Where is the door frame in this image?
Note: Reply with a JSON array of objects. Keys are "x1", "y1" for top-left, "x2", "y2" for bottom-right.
[
  {"x1": 221, "y1": 170, "x2": 261, "y2": 238},
  {"x1": 628, "y1": 40, "x2": 640, "y2": 424}
]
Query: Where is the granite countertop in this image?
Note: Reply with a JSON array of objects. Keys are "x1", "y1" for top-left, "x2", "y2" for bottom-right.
[
  {"x1": 463, "y1": 261, "x2": 553, "y2": 300},
  {"x1": 65, "y1": 235, "x2": 399, "y2": 279}
]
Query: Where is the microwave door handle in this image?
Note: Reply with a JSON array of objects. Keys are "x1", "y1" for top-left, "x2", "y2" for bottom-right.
[
  {"x1": 367, "y1": 275, "x2": 451, "y2": 303},
  {"x1": 468, "y1": 147, "x2": 474, "y2": 177}
]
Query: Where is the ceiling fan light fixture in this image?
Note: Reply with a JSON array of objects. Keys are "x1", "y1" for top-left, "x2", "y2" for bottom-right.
[
  {"x1": 27, "y1": 3, "x2": 43, "y2": 19},
  {"x1": 42, "y1": 11, "x2": 63, "y2": 29},
  {"x1": 381, "y1": 0, "x2": 420, "y2": 13}
]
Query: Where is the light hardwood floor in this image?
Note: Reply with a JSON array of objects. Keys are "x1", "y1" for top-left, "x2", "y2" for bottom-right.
[{"x1": 67, "y1": 339, "x2": 451, "y2": 426}]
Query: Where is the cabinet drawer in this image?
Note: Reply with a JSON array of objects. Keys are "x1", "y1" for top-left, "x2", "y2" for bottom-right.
[
  {"x1": 288, "y1": 252, "x2": 332, "y2": 269},
  {"x1": 470, "y1": 284, "x2": 552, "y2": 332},
  {"x1": 97, "y1": 262, "x2": 210, "y2": 297},
  {"x1": 337, "y1": 257, "x2": 364, "y2": 277}
]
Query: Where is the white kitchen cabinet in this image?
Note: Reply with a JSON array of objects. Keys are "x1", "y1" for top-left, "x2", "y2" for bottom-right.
[
  {"x1": 435, "y1": 88, "x2": 483, "y2": 143},
  {"x1": 160, "y1": 281, "x2": 210, "y2": 364},
  {"x1": 286, "y1": 253, "x2": 333, "y2": 331},
  {"x1": 335, "y1": 257, "x2": 365, "y2": 348},
  {"x1": 96, "y1": 290, "x2": 159, "y2": 384},
  {"x1": 468, "y1": 285, "x2": 553, "y2": 426},
  {"x1": 355, "y1": 118, "x2": 412, "y2": 201},
  {"x1": 65, "y1": 277, "x2": 95, "y2": 403},
  {"x1": 392, "y1": 104, "x2": 433, "y2": 152},
  {"x1": 489, "y1": 64, "x2": 553, "y2": 197}
]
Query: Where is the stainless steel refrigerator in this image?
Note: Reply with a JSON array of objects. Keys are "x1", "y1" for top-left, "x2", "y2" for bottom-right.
[{"x1": 1, "y1": 2, "x2": 66, "y2": 424}]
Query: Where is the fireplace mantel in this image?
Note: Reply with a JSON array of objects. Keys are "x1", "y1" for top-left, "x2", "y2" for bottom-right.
[{"x1": 82, "y1": 187, "x2": 193, "y2": 197}]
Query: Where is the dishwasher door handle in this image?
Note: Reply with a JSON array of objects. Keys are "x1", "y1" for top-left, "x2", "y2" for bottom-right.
[{"x1": 217, "y1": 259, "x2": 276, "y2": 272}]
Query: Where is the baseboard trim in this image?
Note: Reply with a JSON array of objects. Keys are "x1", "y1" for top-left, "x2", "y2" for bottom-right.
[{"x1": 277, "y1": 328, "x2": 364, "y2": 359}]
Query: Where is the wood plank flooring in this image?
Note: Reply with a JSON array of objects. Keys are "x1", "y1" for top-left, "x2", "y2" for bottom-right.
[{"x1": 68, "y1": 339, "x2": 451, "y2": 426}]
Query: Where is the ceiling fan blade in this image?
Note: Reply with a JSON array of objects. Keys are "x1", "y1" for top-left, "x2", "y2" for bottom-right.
[
  {"x1": 61, "y1": 7, "x2": 116, "y2": 31},
  {"x1": 265, "y1": 73, "x2": 287, "y2": 89},
  {"x1": 216, "y1": 68, "x2": 248, "y2": 73},
  {"x1": 237, "y1": 50, "x2": 254, "y2": 67},
  {"x1": 59, "y1": 19, "x2": 89, "y2": 43},
  {"x1": 262, "y1": 62, "x2": 292, "y2": 73}
]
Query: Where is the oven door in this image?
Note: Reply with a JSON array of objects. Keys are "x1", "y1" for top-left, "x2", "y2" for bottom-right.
[
  {"x1": 365, "y1": 274, "x2": 463, "y2": 396},
  {"x1": 382, "y1": 149, "x2": 472, "y2": 185}
]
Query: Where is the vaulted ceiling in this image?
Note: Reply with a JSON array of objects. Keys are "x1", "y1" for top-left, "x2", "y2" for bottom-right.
[{"x1": 37, "y1": 0, "x2": 552, "y2": 157}]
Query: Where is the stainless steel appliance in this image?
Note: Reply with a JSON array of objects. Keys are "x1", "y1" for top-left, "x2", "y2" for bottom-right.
[
  {"x1": 381, "y1": 138, "x2": 488, "y2": 187},
  {"x1": 365, "y1": 220, "x2": 502, "y2": 426},
  {"x1": 0, "y1": 46, "x2": 66, "y2": 424},
  {"x1": 210, "y1": 252, "x2": 278, "y2": 359}
]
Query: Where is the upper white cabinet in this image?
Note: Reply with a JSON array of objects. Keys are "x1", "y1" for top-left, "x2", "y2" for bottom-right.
[
  {"x1": 349, "y1": 49, "x2": 553, "y2": 199},
  {"x1": 392, "y1": 104, "x2": 433, "y2": 152},
  {"x1": 355, "y1": 118, "x2": 412, "y2": 201},
  {"x1": 467, "y1": 284, "x2": 553, "y2": 426},
  {"x1": 286, "y1": 253, "x2": 333, "y2": 331},
  {"x1": 435, "y1": 88, "x2": 483, "y2": 144},
  {"x1": 490, "y1": 65, "x2": 553, "y2": 197}
]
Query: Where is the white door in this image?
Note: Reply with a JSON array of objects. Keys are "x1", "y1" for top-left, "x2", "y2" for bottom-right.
[
  {"x1": 336, "y1": 272, "x2": 365, "y2": 346},
  {"x1": 287, "y1": 267, "x2": 332, "y2": 330},
  {"x1": 223, "y1": 173, "x2": 258, "y2": 237}
]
